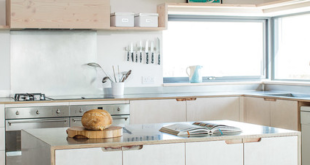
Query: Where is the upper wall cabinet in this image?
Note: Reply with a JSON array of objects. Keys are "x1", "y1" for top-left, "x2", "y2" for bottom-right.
[{"x1": 7, "y1": 0, "x2": 110, "y2": 29}]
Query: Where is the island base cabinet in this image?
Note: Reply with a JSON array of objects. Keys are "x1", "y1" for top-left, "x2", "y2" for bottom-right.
[
  {"x1": 244, "y1": 136, "x2": 298, "y2": 165},
  {"x1": 55, "y1": 148, "x2": 122, "y2": 165},
  {"x1": 123, "y1": 143, "x2": 185, "y2": 165},
  {"x1": 186, "y1": 141, "x2": 243, "y2": 165}
]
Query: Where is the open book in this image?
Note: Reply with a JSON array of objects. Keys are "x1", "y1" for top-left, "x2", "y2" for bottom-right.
[{"x1": 159, "y1": 122, "x2": 242, "y2": 136}]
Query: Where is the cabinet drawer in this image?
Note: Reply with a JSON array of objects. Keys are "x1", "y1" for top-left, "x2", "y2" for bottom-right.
[
  {"x1": 186, "y1": 140, "x2": 243, "y2": 165},
  {"x1": 123, "y1": 143, "x2": 185, "y2": 165},
  {"x1": 55, "y1": 148, "x2": 122, "y2": 165}
]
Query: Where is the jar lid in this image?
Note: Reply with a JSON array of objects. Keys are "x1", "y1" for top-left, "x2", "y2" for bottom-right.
[
  {"x1": 111, "y1": 12, "x2": 135, "y2": 16},
  {"x1": 134, "y1": 13, "x2": 159, "y2": 17}
]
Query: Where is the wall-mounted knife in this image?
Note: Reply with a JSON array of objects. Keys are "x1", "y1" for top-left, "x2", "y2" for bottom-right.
[
  {"x1": 139, "y1": 41, "x2": 142, "y2": 63},
  {"x1": 135, "y1": 43, "x2": 138, "y2": 63},
  {"x1": 145, "y1": 40, "x2": 149, "y2": 64},
  {"x1": 157, "y1": 38, "x2": 160, "y2": 65},
  {"x1": 151, "y1": 41, "x2": 154, "y2": 64},
  {"x1": 127, "y1": 45, "x2": 130, "y2": 61},
  {"x1": 130, "y1": 43, "x2": 134, "y2": 62}
]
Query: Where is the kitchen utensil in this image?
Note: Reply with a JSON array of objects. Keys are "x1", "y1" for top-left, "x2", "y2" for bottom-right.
[
  {"x1": 130, "y1": 43, "x2": 134, "y2": 62},
  {"x1": 157, "y1": 38, "x2": 160, "y2": 65},
  {"x1": 112, "y1": 66, "x2": 117, "y2": 82},
  {"x1": 121, "y1": 70, "x2": 132, "y2": 82},
  {"x1": 145, "y1": 40, "x2": 149, "y2": 64},
  {"x1": 186, "y1": 65, "x2": 203, "y2": 83},
  {"x1": 67, "y1": 126, "x2": 123, "y2": 139},
  {"x1": 127, "y1": 45, "x2": 130, "y2": 61},
  {"x1": 102, "y1": 76, "x2": 109, "y2": 83},
  {"x1": 139, "y1": 41, "x2": 143, "y2": 63},
  {"x1": 87, "y1": 63, "x2": 114, "y2": 83},
  {"x1": 151, "y1": 41, "x2": 154, "y2": 64},
  {"x1": 135, "y1": 44, "x2": 138, "y2": 63}
]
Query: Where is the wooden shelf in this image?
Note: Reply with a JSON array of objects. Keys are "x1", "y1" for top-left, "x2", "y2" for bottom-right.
[
  {"x1": 0, "y1": 26, "x2": 9, "y2": 30},
  {"x1": 98, "y1": 27, "x2": 166, "y2": 31}
]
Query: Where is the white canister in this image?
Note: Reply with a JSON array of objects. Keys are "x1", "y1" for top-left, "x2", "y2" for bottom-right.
[
  {"x1": 134, "y1": 13, "x2": 159, "y2": 27},
  {"x1": 111, "y1": 12, "x2": 135, "y2": 27},
  {"x1": 111, "y1": 83, "x2": 125, "y2": 96}
]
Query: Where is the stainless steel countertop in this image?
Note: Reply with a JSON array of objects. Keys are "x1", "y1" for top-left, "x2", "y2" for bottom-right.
[
  {"x1": 21, "y1": 120, "x2": 300, "y2": 149},
  {"x1": 2, "y1": 90, "x2": 310, "y2": 104}
]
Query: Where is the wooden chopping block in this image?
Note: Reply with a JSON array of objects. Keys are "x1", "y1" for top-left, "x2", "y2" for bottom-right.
[{"x1": 67, "y1": 126, "x2": 123, "y2": 139}]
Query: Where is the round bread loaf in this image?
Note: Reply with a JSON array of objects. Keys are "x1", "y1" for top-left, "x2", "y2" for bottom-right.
[{"x1": 81, "y1": 109, "x2": 113, "y2": 131}]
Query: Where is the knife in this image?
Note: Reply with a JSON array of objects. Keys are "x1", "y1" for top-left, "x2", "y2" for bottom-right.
[
  {"x1": 157, "y1": 38, "x2": 160, "y2": 65},
  {"x1": 139, "y1": 41, "x2": 142, "y2": 63},
  {"x1": 135, "y1": 44, "x2": 138, "y2": 63},
  {"x1": 127, "y1": 45, "x2": 130, "y2": 61},
  {"x1": 130, "y1": 43, "x2": 134, "y2": 62},
  {"x1": 145, "y1": 40, "x2": 149, "y2": 64},
  {"x1": 151, "y1": 41, "x2": 154, "y2": 64}
]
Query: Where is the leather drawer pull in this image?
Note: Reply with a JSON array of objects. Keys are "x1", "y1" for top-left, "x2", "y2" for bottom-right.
[
  {"x1": 243, "y1": 138, "x2": 262, "y2": 143},
  {"x1": 101, "y1": 147, "x2": 122, "y2": 152},
  {"x1": 225, "y1": 138, "x2": 262, "y2": 144},
  {"x1": 102, "y1": 145, "x2": 143, "y2": 152},
  {"x1": 122, "y1": 145, "x2": 143, "y2": 151},
  {"x1": 225, "y1": 139, "x2": 243, "y2": 144},
  {"x1": 176, "y1": 98, "x2": 197, "y2": 101}
]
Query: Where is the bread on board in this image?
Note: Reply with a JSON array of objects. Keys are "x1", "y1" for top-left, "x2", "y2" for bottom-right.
[{"x1": 81, "y1": 109, "x2": 113, "y2": 131}]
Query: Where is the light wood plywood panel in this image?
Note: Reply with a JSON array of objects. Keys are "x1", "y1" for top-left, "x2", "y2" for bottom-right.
[
  {"x1": 187, "y1": 97, "x2": 240, "y2": 122},
  {"x1": 244, "y1": 97, "x2": 270, "y2": 126},
  {"x1": 244, "y1": 136, "x2": 298, "y2": 165},
  {"x1": 123, "y1": 143, "x2": 185, "y2": 165},
  {"x1": 186, "y1": 141, "x2": 243, "y2": 165},
  {"x1": 9, "y1": 0, "x2": 110, "y2": 29},
  {"x1": 130, "y1": 99, "x2": 186, "y2": 124},
  {"x1": 271, "y1": 100, "x2": 298, "y2": 131},
  {"x1": 55, "y1": 148, "x2": 122, "y2": 165}
]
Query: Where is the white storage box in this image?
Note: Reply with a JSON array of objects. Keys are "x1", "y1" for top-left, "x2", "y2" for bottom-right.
[
  {"x1": 134, "y1": 13, "x2": 159, "y2": 27},
  {"x1": 110, "y1": 12, "x2": 134, "y2": 27}
]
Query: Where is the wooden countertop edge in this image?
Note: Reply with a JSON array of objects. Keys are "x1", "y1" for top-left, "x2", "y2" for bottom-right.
[
  {"x1": 2, "y1": 93, "x2": 310, "y2": 104},
  {"x1": 50, "y1": 132, "x2": 300, "y2": 150}
]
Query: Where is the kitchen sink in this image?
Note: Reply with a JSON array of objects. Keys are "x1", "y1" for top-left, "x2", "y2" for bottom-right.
[{"x1": 264, "y1": 93, "x2": 310, "y2": 98}]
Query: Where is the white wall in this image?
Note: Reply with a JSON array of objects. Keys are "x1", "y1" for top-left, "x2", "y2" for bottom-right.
[{"x1": 0, "y1": 30, "x2": 10, "y2": 96}]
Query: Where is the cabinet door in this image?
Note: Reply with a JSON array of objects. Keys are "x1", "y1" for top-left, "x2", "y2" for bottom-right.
[
  {"x1": 55, "y1": 148, "x2": 122, "y2": 165},
  {"x1": 244, "y1": 136, "x2": 298, "y2": 165},
  {"x1": 186, "y1": 140, "x2": 243, "y2": 165},
  {"x1": 10, "y1": 0, "x2": 110, "y2": 29},
  {"x1": 0, "y1": 151, "x2": 4, "y2": 165},
  {"x1": 123, "y1": 143, "x2": 185, "y2": 165},
  {"x1": 270, "y1": 100, "x2": 298, "y2": 131},
  {"x1": 187, "y1": 97, "x2": 240, "y2": 122},
  {"x1": 244, "y1": 97, "x2": 270, "y2": 126},
  {"x1": 0, "y1": 104, "x2": 4, "y2": 127},
  {"x1": 130, "y1": 99, "x2": 186, "y2": 124}
]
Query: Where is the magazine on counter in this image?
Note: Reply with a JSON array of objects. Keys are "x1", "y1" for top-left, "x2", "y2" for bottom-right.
[{"x1": 159, "y1": 122, "x2": 242, "y2": 136}]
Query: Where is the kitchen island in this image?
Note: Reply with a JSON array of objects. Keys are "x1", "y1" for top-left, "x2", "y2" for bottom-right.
[{"x1": 21, "y1": 120, "x2": 300, "y2": 165}]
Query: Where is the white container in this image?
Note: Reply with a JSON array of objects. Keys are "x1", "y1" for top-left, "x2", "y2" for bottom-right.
[
  {"x1": 110, "y1": 12, "x2": 134, "y2": 27},
  {"x1": 111, "y1": 83, "x2": 124, "y2": 96},
  {"x1": 134, "y1": 13, "x2": 159, "y2": 27}
]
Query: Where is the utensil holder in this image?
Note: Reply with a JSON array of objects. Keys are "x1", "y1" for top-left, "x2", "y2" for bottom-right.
[{"x1": 112, "y1": 83, "x2": 125, "y2": 96}]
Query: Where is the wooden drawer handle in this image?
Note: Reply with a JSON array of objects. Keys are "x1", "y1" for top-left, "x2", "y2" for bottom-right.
[
  {"x1": 101, "y1": 147, "x2": 122, "y2": 152},
  {"x1": 122, "y1": 145, "x2": 143, "y2": 151},
  {"x1": 225, "y1": 139, "x2": 243, "y2": 144},
  {"x1": 243, "y1": 138, "x2": 262, "y2": 143},
  {"x1": 176, "y1": 98, "x2": 197, "y2": 101},
  {"x1": 264, "y1": 98, "x2": 277, "y2": 101}
]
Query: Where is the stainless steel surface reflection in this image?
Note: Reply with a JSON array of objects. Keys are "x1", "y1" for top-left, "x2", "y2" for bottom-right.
[{"x1": 22, "y1": 120, "x2": 299, "y2": 147}]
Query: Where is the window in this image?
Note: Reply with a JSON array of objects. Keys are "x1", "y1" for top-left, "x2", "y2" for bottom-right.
[
  {"x1": 274, "y1": 13, "x2": 310, "y2": 80},
  {"x1": 163, "y1": 17, "x2": 267, "y2": 83}
]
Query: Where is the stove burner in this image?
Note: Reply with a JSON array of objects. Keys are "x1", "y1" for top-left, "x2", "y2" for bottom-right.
[{"x1": 14, "y1": 93, "x2": 46, "y2": 101}]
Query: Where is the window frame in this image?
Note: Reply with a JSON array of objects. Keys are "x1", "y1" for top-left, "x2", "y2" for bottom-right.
[
  {"x1": 163, "y1": 15, "x2": 270, "y2": 83},
  {"x1": 272, "y1": 11, "x2": 310, "y2": 82}
]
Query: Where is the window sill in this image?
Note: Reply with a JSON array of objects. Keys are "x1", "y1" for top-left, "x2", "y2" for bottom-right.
[
  {"x1": 162, "y1": 81, "x2": 262, "y2": 87},
  {"x1": 262, "y1": 80, "x2": 310, "y2": 86}
]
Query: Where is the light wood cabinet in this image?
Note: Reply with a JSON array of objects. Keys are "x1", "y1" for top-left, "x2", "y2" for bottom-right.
[
  {"x1": 244, "y1": 97, "x2": 298, "y2": 130},
  {"x1": 186, "y1": 140, "x2": 243, "y2": 165},
  {"x1": 55, "y1": 148, "x2": 122, "y2": 165},
  {"x1": 123, "y1": 143, "x2": 185, "y2": 165},
  {"x1": 244, "y1": 97, "x2": 271, "y2": 126},
  {"x1": 187, "y1": 97, "x2": 240, "y2": 122},
  {"x1": 8, "y1": 0, "x2": 110, "y2": 29},
  {"x1": 129, "y1": 99, "x2": 186, "y2": 124},
  {"x1": 244, "y1": 136, "x2": 298, "y2": 165}
]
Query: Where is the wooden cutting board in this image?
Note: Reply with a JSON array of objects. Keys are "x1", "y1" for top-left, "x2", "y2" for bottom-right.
[{"x1": 67, "y1": 126, "x2": 123, "y2": 139}]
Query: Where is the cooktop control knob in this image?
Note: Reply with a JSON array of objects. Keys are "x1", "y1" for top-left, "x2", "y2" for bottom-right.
[
  {"x1": 56, "y1": 109, "x2": 60, "y2": 114},
  {"x1": 79, "y1": 109, "x2": 83, "y2": 113},
  {"x1": 117, "y1": 107, "x2": 120, "y2": 111},
  {"x1": 16, "y1": 111, "x2": 19, "y2": 115},
  {"x1": 36, "y1": 110, "x2": 40, "y2": 115}
]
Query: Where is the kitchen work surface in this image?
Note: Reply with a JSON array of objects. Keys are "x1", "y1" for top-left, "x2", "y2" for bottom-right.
[
  {"x1": 2, "y1": 90, "x2": 310, "y2": 104},
  {"x1": 21, "y1": 120, "x2": 300, "y2": 165}
]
